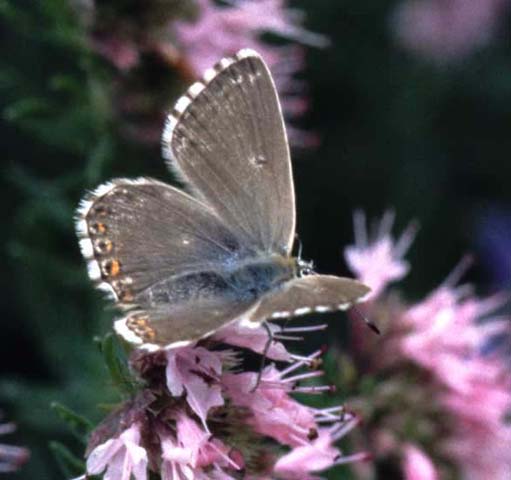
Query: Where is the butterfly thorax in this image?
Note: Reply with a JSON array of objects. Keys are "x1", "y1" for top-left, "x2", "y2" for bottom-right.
[{"x1": 223, "y1": 254, "x2": 296, "y2": 300}]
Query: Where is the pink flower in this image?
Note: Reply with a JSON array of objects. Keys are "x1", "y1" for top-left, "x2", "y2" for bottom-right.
[
  {"x1": 79, "y1": 317, "x2": 366, "y2": 479},
  {"x1": 165, "y1": 346, "x2": 224, "y2": 429},
  {"x1": 441, "y1": 352, "x2": 511, "y2": 479},
  {"x1": 399, "y1": 269, "x2": 511, "y2": 479},
  {"x1": 224, "y1": 369, "x2": 316, "y2": 446},
  {"x1": 175, "y1": 411, "x2": 238, "y2": 469},
  {"x1": 159, "y1": 412, "x2": 240, "y2": 479},
  {"x1": 344, "y1": 210, "x2": 417, "y2": 299},
  {"x1": 402, "y1": 444, "x2": 438, "y2": 480},
  {"x1": 159, "y1": 432, "x2": 194, "y2": 480},
  {"x1": 123, "y1": 324, "x2": 368, "y2": 479},
  {"x1": 274, "y1": 419, "x2": 369, "y2": 479},
  {"x1": 84, "y1": 422, "x2": 148, "y2": 480},
  {"x1": 91, "y1": 33, "x2": 140, "y2": 71},
  {"x1": 224, "y1": 349, "x2": 349, "y2": 447},
  {"x1": 346, "y1": 211, "x2": 511, "y2": 479},
  {"x1": 391, "y1": 0, "x2": 508, "y2": 63},
  {"x1": 174, "y1": 0, "x2": 326, "y2": 75},
  {"x1": 399, "y1": 261, "x2": 509, "y2": 395},
  {"x1": 0, "y1": 418, "x2": 29, "y2": 473},
  {"x1": 214, "y1": 321, "x2": 292, "y2": 362}
]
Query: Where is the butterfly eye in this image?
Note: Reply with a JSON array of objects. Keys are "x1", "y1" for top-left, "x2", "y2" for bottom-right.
[{"x1": 297, "y1": 259, "x2": 315, "y2": 277}]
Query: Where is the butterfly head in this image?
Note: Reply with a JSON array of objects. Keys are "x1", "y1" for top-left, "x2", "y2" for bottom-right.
[{"x1": 297, "y1": 257, "x2": 315, "y2": 277}]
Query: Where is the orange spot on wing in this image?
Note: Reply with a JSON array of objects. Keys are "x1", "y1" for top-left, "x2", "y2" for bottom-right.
[
  {"x1": 110, "y1": 259, "x2": 121, "y2": 276},
  {"x1": 90, "y1": 222, "x2": 107, "y2": 235}
]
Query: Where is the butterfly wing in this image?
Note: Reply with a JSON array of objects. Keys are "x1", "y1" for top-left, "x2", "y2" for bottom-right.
[
  {"x1": 247, "y1": 275, "x2": 370, "y2": 323},
  {"x1": 162, "y1": 49, "x2": 295, "y2": 256},
  {"x1": 114, "y1": 297, "x2": 260, "y2": 350},
  {"x1": 75, "y1": 178, "x2": 253, "y2": 305}
]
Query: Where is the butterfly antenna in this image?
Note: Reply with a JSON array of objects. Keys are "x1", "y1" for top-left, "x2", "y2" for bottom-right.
[
  {"x1": 352, "y1": 306, "x2": 380, "y2": 335},
  {"x1": 251, "y1": 321, "x2": 273, "y2": 392},
  {"x1": 295, "y1": 233, "x2": 304, "y2": 259}
]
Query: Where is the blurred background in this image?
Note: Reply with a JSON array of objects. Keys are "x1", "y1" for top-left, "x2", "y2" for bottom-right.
[{"x1": 1, "y1": 0, "x2": 510, "y2": 478}]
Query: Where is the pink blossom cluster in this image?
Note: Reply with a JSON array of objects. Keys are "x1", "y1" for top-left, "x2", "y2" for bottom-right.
[
  {"x1": 174, "y1": 0, "x2": 327, "y2": 75},
  {"x1": 80, "y1": 0, "x2": 326, "y2": 147},
  {"x1": 391, "y1": 0, "x2": 508, "y2": 64},
  {"x1": 344, "y1": 211, "x2": 511, "y2": 479},
  {"x1": 0, "y1": 414, "x2": 30, "y2": 473},
  {"x1": 74, "y1": 323, "x2": 368, "y2": 479}
]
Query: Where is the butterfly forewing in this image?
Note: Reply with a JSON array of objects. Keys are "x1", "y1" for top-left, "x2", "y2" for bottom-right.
[
  {"x1": 163, "y1": 49, "x2": 296, "y2": 256},
  {"x1": 76, "y1": 178, "x2": 251, "y2": 305},
  {"x1": 249, "y1": 275, "x2": 370, "y2": 323}
]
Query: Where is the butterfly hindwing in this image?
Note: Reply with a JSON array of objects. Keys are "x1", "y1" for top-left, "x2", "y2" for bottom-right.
[{"x1": 115, "y1": 297, "x2": 259, "y2": 350}]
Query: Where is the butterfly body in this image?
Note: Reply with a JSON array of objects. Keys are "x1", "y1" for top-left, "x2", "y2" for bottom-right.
[
  {"x1": 134, "y1": 254, "x2": 296, "y2": 308},
  {"x1": 76, "y1": 49, "x2": 370, "y2": 351},
  {"x1": 222, "y1": 254, "x2": 297, "y2": 299}
]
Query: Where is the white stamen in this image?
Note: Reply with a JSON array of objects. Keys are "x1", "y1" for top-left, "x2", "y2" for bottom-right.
[
  {"x1": 378, "y1": 209, "x2": 395, "y2": 239},
  {"x1": 331, "y1": 417, "x2": 360, "y2": 441},
  {"x1": 441, "y1": 254, "x2": 474, "y2": 288},
  {"x1": 353, "y1": 209, "x2": 367, "y2": 247},
  {"x1": 334, "y1": 452, "x2": 370, "y2": 466},
  {"x1": 284, "y1": 370, "x2": 324, "y2": 384},
  {"x1": 280, "y1": 324, "x2": 327, "y2": 333},
  {"x1": 293, "y1": 385, "x2": 333, "y2": 394},
  {"x1": 393, "y1": 220, "x2": 419, "y2": 257},
  {"x1": 273, "y1": 334, "x2": 304, "y2": 341}
]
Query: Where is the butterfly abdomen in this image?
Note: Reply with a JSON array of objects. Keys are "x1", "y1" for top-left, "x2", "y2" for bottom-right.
[{"x1": 136, "y1": 271, "x2": 230, "y2": 307}]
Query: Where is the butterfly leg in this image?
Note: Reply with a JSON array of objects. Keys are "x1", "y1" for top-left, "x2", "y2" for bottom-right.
[{"x1": 251, "y1": 321, "x2": 274, "y2": 392}]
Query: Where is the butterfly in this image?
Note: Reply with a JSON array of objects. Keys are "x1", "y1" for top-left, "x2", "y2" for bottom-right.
[{"x1": 75, "y1": 48, "x2": 370, "y2": 351}]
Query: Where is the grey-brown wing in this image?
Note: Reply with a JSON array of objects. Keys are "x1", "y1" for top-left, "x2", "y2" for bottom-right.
[
  {"x1": 76, "y1": 178, "x2": 252, "y2": 305},
  {"x1": 162, "y1": 49, "x2": 295, "y2": 256},
  {"x1": 115, "y1": 297, "x2": 259, "y2": 349},
  {"x1": 248, "y1": 275, "x2": 370, "y2": 323}
]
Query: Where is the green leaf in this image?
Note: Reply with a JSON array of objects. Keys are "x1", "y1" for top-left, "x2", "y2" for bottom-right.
[
  {"x1": 100, "y1": 333, "x2": 136, "y2": 395},
  {"x1": 49, "y1": 441, "x2": 85, "y2": 478},
  {"x1": 85, "y1": 135, "x2": 114, "y2": 185},
  {"x1": 3, "y1": 97, "x2": 51, "y2": 121},
  {"x1": 51, "y1": 402, "x2": 93, "y2": 442}
]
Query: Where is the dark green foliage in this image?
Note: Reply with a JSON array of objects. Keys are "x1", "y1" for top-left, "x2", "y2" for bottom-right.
[
  {"x1": 1, "y1": 0, "x2": 124, "y2": 477},
  {"x1": 98, "y1": 333, "x2": 139, "y2": 395},
  {"x1": 49, "y1": 441, "x2": 86, "y2": 478},
  {"x1": 51, "y1": 402, "x2": 93, "y2": 442}
]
